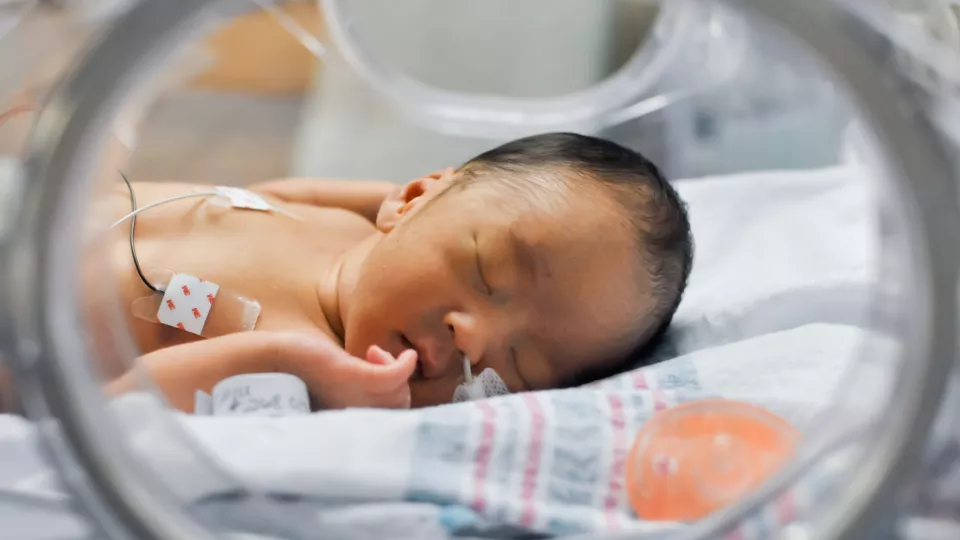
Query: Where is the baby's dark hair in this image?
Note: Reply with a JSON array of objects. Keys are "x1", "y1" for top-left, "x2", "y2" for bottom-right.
[{"x1": 455, "y1": 132, "x2": 694, "y2": 384}]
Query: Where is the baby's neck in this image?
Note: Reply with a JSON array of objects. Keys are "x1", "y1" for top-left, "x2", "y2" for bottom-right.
[{"x1": 316, "y1": 232, "x2": 381, "y2": 344}]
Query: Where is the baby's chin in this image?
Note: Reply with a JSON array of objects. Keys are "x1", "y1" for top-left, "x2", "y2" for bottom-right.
[
  {"x1": 339, "y1": 320, "x2": 373, "y2": 353},
  {"x1": 408, "y1": 379, "x2": 456, "y2": 408}
]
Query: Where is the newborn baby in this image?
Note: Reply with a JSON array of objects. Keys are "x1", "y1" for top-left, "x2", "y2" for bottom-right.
[{"x1": 103, "y1": 133, "x2": 693, "y2": 411}]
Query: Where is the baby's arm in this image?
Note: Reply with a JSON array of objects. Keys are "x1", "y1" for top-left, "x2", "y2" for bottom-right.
[
  {"x1": 105, "y1": 332, "x2": 283, "y2": 413},
  {"x1": 106, "y1": 332, "x2": 418, "y2": 413},
  {"x1": 251, "y1": 178, "x2": 398, "y2": 223}
]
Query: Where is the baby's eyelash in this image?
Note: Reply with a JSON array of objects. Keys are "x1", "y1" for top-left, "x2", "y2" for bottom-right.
[{"x1": 473, "y1": 235, "x2": 493, "y2": 295}]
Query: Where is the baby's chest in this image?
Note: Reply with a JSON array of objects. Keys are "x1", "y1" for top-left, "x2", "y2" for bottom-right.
[{"x1": 106, "y1": 205, "x2": 363, "y2": 355}]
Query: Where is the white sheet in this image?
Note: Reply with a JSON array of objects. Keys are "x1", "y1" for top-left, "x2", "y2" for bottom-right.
[
  {"x1": 674, "y1": 165, "x2": 877, "y2": 329},
  {"x1": 656, "y1": 164, "x2": 892, "y2": 428}
]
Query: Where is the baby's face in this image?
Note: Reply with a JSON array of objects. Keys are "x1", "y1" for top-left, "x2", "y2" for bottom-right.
[{"x1": 345, "y1": 178, "x2": 649, "y2": 407}]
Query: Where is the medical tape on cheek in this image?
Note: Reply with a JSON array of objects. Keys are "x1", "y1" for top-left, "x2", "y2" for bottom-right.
[{"x1": 130, "y1": 269, "x2": 261, "y2": 337}]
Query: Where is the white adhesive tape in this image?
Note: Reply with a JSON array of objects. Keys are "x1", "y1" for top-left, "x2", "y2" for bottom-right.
[
  {"x1": 214, "y1": 186, "x2": 273, "y2": 212},
  {"x1": 157, "y1": 273, "x2": 219, "y2": 336},
  {"x1": 134, "y1": 269, "x2": 261, "y2": 337},
  {"x1": 208, "y1": 373, "x2": 310, "y2": 417},
  {"x1": 211, "y1": 186, "x2": 301, "y2": 220}
]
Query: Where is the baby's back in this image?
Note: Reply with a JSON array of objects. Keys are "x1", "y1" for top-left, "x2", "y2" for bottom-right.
[{"x1": 84, "y1": 181, "x2": 374, "y2": 377}]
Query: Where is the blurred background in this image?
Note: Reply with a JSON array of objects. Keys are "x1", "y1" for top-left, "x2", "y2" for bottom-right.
[
  {"x1": 124, "y1": 0, "x2": 661, "y2": 185},
  {"x1": 2, "y1": 0, "x2": 898, "y2": 186}
]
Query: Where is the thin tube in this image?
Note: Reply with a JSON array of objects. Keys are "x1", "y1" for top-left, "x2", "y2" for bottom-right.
[
  {"x1": 109, "y1": 191, "x2": 218, "y2": 229},
  {"x1": 118, "y1": 172, "x2": 162, "y2": 294}
]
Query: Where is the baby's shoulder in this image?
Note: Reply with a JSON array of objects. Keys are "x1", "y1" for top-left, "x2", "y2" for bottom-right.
[{"x1": 280, "y1": 201, "x2": 377, "y2": 243}]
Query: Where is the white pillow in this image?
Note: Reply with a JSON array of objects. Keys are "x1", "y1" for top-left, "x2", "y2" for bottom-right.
[{"x1": 664, "y1": 164, "x2": 878, "y2": 357}]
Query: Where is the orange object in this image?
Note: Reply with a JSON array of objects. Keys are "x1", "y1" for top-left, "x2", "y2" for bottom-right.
[
  {"x1": 625, "y1": 398, "x2": 800, "y2": 522},
  {"x1": 191, "y1": 3, "x2": 323, "y2": 95}
]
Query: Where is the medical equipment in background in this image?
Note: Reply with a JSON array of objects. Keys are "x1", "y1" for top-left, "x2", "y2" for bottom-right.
[
  {"x1": 294, "y1": 0, "x2": 774, "y2": 180},
  {"x1": 661, "y1": 0, "x2": 960, "y2": 177},
  {"x1": 655, "y1": 10, "x2": 848, "y2": 177},
  {"x1": 295, "y1": 0, "x2": 957, "y2": 181},
  {"x1": 0, "y1": 1, "x2": 959, "y2": 540},
  {"x1": 843, "y1": 0, "x2": 960, "y2": 165}
]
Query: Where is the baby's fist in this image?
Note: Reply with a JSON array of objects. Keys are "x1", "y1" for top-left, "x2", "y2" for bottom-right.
[{"x1": 280, "y1": 336, "x2": 417, "y2": 410}]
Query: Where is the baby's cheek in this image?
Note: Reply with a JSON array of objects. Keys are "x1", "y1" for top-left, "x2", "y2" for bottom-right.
[
  {"x1": 501, "y1": 370, "x2": 530, "y2": 393},
  {"x1": 346, "y1": 337, "x2": 376, "y2": 365}
]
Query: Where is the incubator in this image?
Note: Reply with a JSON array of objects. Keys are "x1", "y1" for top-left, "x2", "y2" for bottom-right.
[{"x1": 0, "y1": 0, "x2": 959, "y2": 539}]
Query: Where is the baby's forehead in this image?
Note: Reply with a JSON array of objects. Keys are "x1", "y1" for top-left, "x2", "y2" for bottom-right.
[
  {"x1": 464, "y1": 174, "x2": 629, "y2": 230},
  {"x1": 460, "y1": 180, "x2": 643, "y2": 288}
]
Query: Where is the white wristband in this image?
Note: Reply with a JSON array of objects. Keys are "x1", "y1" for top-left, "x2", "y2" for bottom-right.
[{"x1": 194, "y1": 373, "x2": 310, "y2": 417}]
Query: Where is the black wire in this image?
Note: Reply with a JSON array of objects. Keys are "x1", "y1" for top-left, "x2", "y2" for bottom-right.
[{"x1": 120, "y1": 171, "x2": 163, "y2": 294}]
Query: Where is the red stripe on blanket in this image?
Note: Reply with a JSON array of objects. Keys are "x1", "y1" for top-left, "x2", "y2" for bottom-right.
[
  {"x1": 725, "y1": 528, "x2": 745, "y2": 540},
  {"x1": 472, "y1": 400, "x2": 497, "y2": 513},
  {"x1": 520, "y1": 394, "x2": 546, "y2": 527},
  {"x1": 632, "y1": 371, "x2": 648, "y2": 389},
  {"x1": 653, "y1": 388, "x2": 669, "y2": 411},
  {"x1": 603, "y1": 393, "x2": 627, "y2": 530},
  {"x1": 776, "y1": 490, "x2": 796, "y2": 525}
]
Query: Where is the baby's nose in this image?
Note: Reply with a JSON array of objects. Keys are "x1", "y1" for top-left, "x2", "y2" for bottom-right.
[{"x1": 442, "y1": 311, "x2": 482, "y2": 361}]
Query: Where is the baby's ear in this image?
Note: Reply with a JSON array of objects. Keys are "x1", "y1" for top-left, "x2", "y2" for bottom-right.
[{"x1": 375, "y1": 168, "x2": 455, "y2": 233}]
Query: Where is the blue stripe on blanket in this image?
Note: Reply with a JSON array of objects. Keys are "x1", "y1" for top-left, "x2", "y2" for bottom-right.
[
  {"x1": 652, "y1": 355, "x2": 701, "y2": 390},
  {"x1": 546, "y1": 392, "x2": 605, "y2": 504},
  {"x1": 406, "y1": 405, "x2": 472, "y2": 506}
]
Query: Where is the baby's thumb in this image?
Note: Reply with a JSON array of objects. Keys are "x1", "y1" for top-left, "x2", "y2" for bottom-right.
[{"x1": 367, "y1": 349, "x2": 418, "y2": 392}]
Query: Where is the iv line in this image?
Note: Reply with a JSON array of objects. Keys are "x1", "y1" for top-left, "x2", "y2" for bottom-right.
[
  {"x1": 110, "y1": 190, "x2": 219, "y2": 229},
  {"x1": 119, "y1": 172, "x2": 162, "y2": 294}
]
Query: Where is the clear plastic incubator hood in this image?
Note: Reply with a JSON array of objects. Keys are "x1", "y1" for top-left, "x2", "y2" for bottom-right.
[{"x1": 0, "y1": 0, "x2": 959, "y2": 539}]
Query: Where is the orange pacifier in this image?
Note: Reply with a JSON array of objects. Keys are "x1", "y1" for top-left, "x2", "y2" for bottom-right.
[{"x1": 625, "y1": 398, "x2": 800, "y2": 522}]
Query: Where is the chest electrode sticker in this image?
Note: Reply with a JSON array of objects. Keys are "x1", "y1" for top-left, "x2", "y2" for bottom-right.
[
  {"x1": 157, "y1": 273, "x2": 220, "y2": 335},
  {"x1": 214, "y1": 186, "x2": 273, "y2": 212}
]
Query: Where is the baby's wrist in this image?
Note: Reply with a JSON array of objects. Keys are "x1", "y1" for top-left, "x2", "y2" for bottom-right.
[{"x1": 263, "y1": 332, "x2": 334, "y2": 378}]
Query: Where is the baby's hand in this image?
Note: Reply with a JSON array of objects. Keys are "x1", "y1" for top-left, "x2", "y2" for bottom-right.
[{"x1": 277, "y1": 336, "x2": 418, "y2": 410}]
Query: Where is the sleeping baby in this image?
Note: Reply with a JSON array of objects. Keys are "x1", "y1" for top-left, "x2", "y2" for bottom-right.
[{"x1": 103, "y1": 133, "x2": 694, "y2": 411}]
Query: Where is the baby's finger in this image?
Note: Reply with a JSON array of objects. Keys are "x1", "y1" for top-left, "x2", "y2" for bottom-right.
[
  {"x1": 358, "y1": 350, "x2": 418, "y2": 393},
  {"x1": 395, "y1": 349, "x2": 417, "y2": 366},
  {"x1": 365, "y1": 345, "x2": 393, "y2": 366}
]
